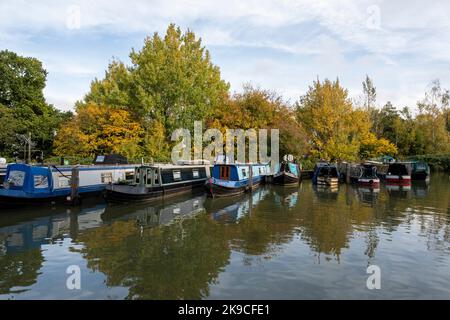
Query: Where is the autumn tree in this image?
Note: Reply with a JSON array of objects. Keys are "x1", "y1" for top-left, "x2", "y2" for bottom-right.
[
  {"x1": 53, "y1": 103, "x2": 144, "y2": 161},
  {"x1": 207, "y1": 85, "x2": 309, "y2": 161},
  {"x1": 296, "y1": 78, "x2": 396, "y2": 161},
  {"x1": 82, "y1": 24, "x2": 230, "y2": 160}
]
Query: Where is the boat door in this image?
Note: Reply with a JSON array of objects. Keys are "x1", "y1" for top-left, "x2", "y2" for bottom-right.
[
  {"x1": 144, "y1": 167, "x2": 160, "y2": 187},
  {"x1": 219, "y1": 166, "x2": 230, "y2": 180}
]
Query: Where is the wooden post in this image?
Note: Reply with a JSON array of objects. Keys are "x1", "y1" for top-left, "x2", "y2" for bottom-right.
[
  {"x1": 346, "y1": 163, "x2": 350, "y2": 184},
  {"x1": 70, "y1": 166, "x2": 80, "y2": 205}
]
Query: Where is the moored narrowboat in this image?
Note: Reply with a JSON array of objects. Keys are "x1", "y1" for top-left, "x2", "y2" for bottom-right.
[
  {"x1": 382, "y1": 162, "x2": 411, "y2": 185},
  {"x1": 404, "y1": 161, "x2": 430, "y2": 180},
  {"x1": 312, "y1": 162, "x2": 340, "y2": 187},
  {"x1": 0, "y1": 162, "x2": 136, "y2": 206},
  {"x1": 349, "y1": 163, "x2": 380, "y2": 187},
  {"x1": 104, "y1": 163, "x2": 210, "y2": 202},
  {"x1": 272, "y1": 155, "x2": 301, "y2": 186},
  {"x1": 205, "y1": 163, "x2": 270, "y2": 197}
]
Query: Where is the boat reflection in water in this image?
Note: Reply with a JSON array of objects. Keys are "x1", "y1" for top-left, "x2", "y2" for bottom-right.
[
  {"x1": 272, "y1": 186, "x2": 299, "y2": 209},
  {"x1": 1, "y1": 174, "x2": 449, "y2": 300},
  {"x1": 312, "y1": 184, "x2": 339, "y2": 201},
  {"x1": 0, "y1": 201, "x2": 106, "y2": 254},
  {"x1": 353, "y1": 185, "x2": 380, "y2": 207},
  {"x1": 411, "y1": 180, "x2": 430, "y2": 198},
  {"x1": 204, "y1": 187, "x2": 271, "y2": 223},
  {"x1": 102, "y1": 193, "x2": 207, "y2": 227}
]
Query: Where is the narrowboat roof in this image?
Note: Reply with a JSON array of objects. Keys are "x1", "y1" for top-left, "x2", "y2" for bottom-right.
[
  {"x1": 213, "y1": 163, "x2": 269, "y2": 166},
  {"x1": 134, "y1": 163, "x2": 210, "y2": 170},
  {"x1": 396, "y1": 160, "x2": 428, "y2": 165}
]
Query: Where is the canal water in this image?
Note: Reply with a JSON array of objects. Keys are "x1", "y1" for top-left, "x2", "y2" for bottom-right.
[{"x1": 0, "y1": 174, "x2": 449, "y2": 300}]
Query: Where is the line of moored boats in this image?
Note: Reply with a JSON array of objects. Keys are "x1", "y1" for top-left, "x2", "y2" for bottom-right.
[{"x1": 0, "y1": 154, "x2": 430, "y2": 207}]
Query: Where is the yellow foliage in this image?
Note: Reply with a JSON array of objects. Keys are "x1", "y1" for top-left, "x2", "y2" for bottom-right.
[
  {"x1": 297, "y1": 79, "x2": 397, "y2": 161},
  {"x1": 53, "y1": 103, "x2": 144, "y2": 160}
]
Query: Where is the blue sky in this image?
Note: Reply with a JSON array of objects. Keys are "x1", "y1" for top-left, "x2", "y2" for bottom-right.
[{"x1": 1, "y1": 0, "x2": 449, "y2": 112}]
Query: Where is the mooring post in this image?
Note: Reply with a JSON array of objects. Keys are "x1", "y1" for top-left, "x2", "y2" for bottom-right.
[
  {"x1": 70, "y1": 166, "x2": 80, "y2": 205},
  {"x1": 345, "y1": 163, "x2": 350, "y2": 184}
]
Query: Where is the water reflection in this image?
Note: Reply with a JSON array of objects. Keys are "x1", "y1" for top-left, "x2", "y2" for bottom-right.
[
  {"x1": 273, "y1": 186, "x2": 299, "y2": 209},
  {"x1": 353, "y1": 186, "x2": 380, "y2": 207},
  {"x1": 0, "y1": 174, "x2": 449, "y2": 299},
  {"x1": 313, "y1": 184, "x2": 339, "y2": 201}
]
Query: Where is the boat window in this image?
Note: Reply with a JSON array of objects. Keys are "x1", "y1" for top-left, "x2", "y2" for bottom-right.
[
  {"x1": 33, "y1": 175, "x2": 49, "y2": 189},
  {"x1": 8, "y1": 170, "x2": 25, "y2": 187},
  {"x1": 173, "y1": 170, "x2": 181, "y2": 181},
  {"x1": 242, "y1": 168, "x2": 247, "y2": 177},
  {"x1": 135, "y1": 168, "x2": 140, "y2": 184},
  {"x1": 101, "y1": 172, "x2": 113, "y2": 183},
  {"x1": 146, "y1": 169, "x2": 153, "y2": 185},
  {"x1": 58, "y1": 175, "x2": 70, "y2": 187},
  {"x1": 125, "y1": 171, "x2": 134, "y2": 182},
  {"x1": 154, "y1": 169, "x2": 159, "y2": 185},
  {"x1": 192, "y1": 169, "x2": 199, "y2": 178}
]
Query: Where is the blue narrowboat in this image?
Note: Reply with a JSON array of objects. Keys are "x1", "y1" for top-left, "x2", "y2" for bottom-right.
[
  {"x1": 0, "y1": 162, "x2": 136, "y2": 206},
  {"x1": 205, "y1": 163, "x2": 270, "y2": 197}
]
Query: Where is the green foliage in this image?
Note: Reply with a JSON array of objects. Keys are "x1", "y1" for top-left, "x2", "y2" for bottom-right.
[
  {"x1": 82, "y1": 24, "x2": 230, "y2": 160},
  {"x1": 406, "y1": 154, "x2": 450, "y2": 171},
  {"x1": 0, "y1": 50, "x2": 70, "y2": 158},
  {"x1": 44, "y1": 155, "x2": 95, "y2": 165},
  {"x1": 2, "y1": 31, "x2": 450, "y2": 170},
  {"x1": 371, "y1": 80, "x2": 450, "y2": 157}
]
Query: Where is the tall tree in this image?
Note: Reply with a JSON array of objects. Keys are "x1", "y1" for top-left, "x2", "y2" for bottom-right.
[
  {"x1": 362, "y1": 75, "x2": 376, "y2": 111},
  {"x1": 296, "y1": 78, "x2": 396, "y2": 161},
  {"x1": 0, "y1": 50, "x2": 69, "y2": 158},
  {"x1": 207, "y1": 85, "x2": 309, "y2": 160},
  {"x1": 416, "y1": 79, "x2": 450, "y2": 154},
  {"x1": 83, "y1": 24, "x2": 230, "y2": 160}
]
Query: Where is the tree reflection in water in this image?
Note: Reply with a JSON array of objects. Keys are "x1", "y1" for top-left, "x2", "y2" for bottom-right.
[{"x1": 0, "y1": 174, "x2": 448, "y2": 299}]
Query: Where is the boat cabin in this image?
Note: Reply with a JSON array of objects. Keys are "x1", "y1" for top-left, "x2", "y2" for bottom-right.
[{"x1": 211, "y1": 163, "x2": 269, "y2": 182}]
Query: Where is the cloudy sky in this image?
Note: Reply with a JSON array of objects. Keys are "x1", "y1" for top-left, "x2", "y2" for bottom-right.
[{"x1": 1, "y1": 0, "x2": 449, "y2": 111}]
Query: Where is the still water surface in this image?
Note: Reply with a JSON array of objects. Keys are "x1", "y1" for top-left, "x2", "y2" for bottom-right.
[{"x1": 0, "y1": 174, "x2": 449, "y2": 299}]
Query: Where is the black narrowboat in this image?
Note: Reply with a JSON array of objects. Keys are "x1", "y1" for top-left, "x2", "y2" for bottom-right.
[
  {"x1": 272, "y1": 156, "x2": 301, "y2": 186},
  {"x1": 105, "y1": 164, "x2": 210, "y2": 202},
  {"x1": 312, "y1": 161, "x2": 340, "y2": 187}
]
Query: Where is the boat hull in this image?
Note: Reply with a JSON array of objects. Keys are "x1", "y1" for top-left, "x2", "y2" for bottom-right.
[
  {"x1": 272, "y1": 172, "x2": 300, "y2": 185},
  {"x1": 411, "y1": 172, "x2": 429, "y2": 180},
  {"x1": 350, "y1": 177, "x2": 380, "y2": 187},
  {"x1": 105, "y1": 179, "x2": 207, "y2": 203},
  {"x1": 385, "y1": 175, "x2": 411, "y2": 185},
  {"x1": 0, "y1": 189, "x2": 103, "y2": 208},
  {"x1": 206, "y1": 180, "x2": 261, "y2": 198}
]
